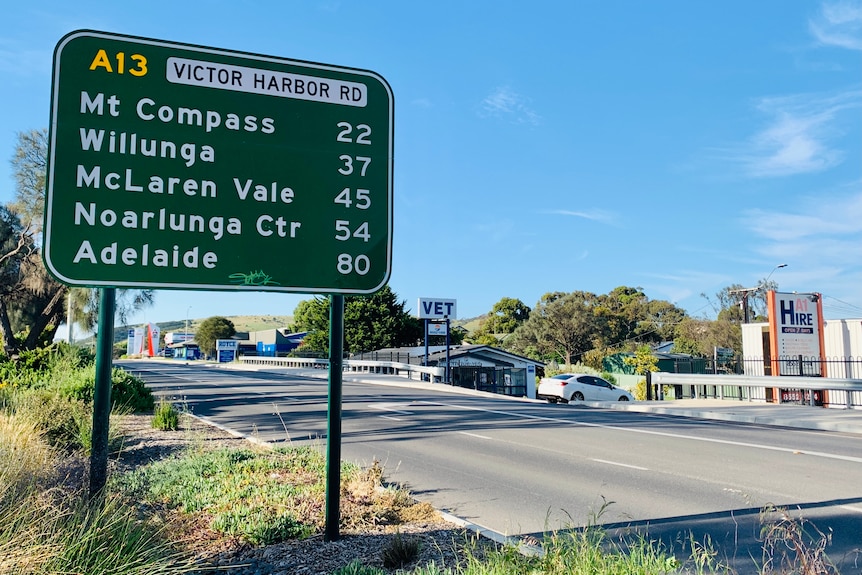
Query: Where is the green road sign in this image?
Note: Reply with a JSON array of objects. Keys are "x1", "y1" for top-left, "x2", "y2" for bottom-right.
[{"x1": 45, "y1": 30, "x2": 393, "y2": 294}]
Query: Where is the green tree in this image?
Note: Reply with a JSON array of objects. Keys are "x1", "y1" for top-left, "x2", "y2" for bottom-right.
[
  {"x1": 506, "y1": 291, "x2": 605, "y2": 365},
  {"x1": 292, "y1": 286, "x2": 423, "y2": 354},
  {"x1": 1, "y1": 129, "x2": 155, "y2": 352},
  {"x1": 465, "y1": 325, "x2": 502, "y2": 346},
  {"x1": 195, "y1": 316, "x2": 236, "y2": 357},
  {"x1": 69, "y1": 287, "x2": 156, "y2": 334},
  {"x1": 292, "y1": 297, "x2": 330, "y2": 352},
  {"x1": 0, "y1": 130, "x2": 69, "y2": 353},
  {"x1": 484, "y1": 297, "x2": 531, "y2": 334},
  {"x1": 673, "y1": 316, "x2": 741, "y2": 357},
  {"x1": 595, "y1": 286, "x2": 687, "y2": 349},
  {"x1": 624, "y1": 344, "x2": 659, "y2": 375}
]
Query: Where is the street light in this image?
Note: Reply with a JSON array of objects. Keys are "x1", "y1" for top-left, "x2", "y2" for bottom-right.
[{"x1": 764, "y1": 263, "x2": 788, "y2": 285}]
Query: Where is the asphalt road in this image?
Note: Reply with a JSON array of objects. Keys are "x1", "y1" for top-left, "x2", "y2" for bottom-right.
[{"x1": 120, "y1": 361, "x2": 862, "y2": 573}]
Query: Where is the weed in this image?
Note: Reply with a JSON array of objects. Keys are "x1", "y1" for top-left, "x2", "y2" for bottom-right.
[
  {"x1": 382, "y1": 530, "x2": 423, "y2": 569},
  {"x1": 152, "y1": 400, "x2": 180, "y2": 431},
  {"x1": 760, "y1": 506, "x2": 837, "y2": 575}
]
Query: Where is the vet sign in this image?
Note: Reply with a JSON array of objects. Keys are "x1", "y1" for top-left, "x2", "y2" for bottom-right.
[
  {"x1": 417, "y1": 298, "x2": 457, "y2": 319},
  {"x1": 44, "y1": 30, "x2": 393, "y2": 294}
]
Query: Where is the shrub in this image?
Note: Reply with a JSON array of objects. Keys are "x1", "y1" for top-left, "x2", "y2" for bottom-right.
[
  {"x1": 546, "y1": 363, "x2": 601, "y2": 378},
  {"x1": 13, "y1": 389, "x2": 92, "y2": 452},
  {"x1": 110, "y1": 368, "x2": 154, "y2": 412},
  {"x1": 152, "y1": 401, "x2": 179, "y2": 431}
]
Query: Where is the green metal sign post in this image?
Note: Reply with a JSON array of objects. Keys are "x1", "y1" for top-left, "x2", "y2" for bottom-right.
[
  {"x1": 46, "y1": 31, "x2": 393, "y2": 525},
  {"x1": 89, "y1": 287, "x2": 115, "y2": 498}
]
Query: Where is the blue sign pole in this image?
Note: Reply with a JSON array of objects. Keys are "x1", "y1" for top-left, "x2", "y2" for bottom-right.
[
  {"x1": 445, "y1": 318, "x2": 451, "y2": 384},
  {"x1": 424, "y1": 319, "x2": 429, "y2": 369}
]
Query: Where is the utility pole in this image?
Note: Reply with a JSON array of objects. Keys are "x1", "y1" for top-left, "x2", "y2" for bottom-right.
[
  {"x1": 730, "y1": 264, "x2": 787, "y2": 323},
  {"x1": 729, "y1": 287, "x2": 758, "y2": 323}
]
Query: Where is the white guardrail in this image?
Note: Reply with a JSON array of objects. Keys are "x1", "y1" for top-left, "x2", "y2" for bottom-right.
[
  {"x1": 238, "y1": 355, "x2": 446, "y2": 382},
  {"x1": 650, "y1": 372, "x2": 862, "y2": 408}
]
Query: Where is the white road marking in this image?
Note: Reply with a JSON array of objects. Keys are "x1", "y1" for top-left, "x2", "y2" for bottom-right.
[
  {"x1": 380, "y1": 415, "x2": 404, "y2": 422},
  {"x1": 840, "y1": 505, "x2": 862, "y2": 514},
  {"x1": 416, "y1": 401, "x2": 862, "y2": 464},
  {"x1": 590, "y1": 458, "x2": 649, "y2": 471},
  {"x1": 368, "y1": 402, "x2": 414, "y2": 416},
  {"x1": 458, "y1": 431, "x2": 492, "y2": 440}
]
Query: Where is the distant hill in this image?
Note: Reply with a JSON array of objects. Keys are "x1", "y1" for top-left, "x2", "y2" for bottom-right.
[
  {"x1": 455, "y1": 315, "x2": 486, "y2": 333},
  {"x1": 111, "y1": 315, "x2": 294, "y2": 344},
  {"x1": 110, "y1": 313, "x2": 483, "y2": 345}
]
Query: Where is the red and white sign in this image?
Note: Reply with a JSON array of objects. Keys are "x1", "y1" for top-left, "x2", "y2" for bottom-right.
[{"x1": 767, "y1": 291, "x2": 826, "y2": 376}]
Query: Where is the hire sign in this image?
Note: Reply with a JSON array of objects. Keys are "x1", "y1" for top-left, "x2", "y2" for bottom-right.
[
  {"x1": 44, "y1": 30, "x2": 393, "y2": 294},
  {"x1": 766, "y1": 290, "x2": 826, "y2": 376}
]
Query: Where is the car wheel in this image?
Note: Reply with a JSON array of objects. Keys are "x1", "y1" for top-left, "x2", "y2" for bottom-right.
[
  {"x1": 618, "y1": 396, "x2": 630, "y2": 401},
  {"x1": 572, "y1": 391, "x2": 585, "y2": 401}
]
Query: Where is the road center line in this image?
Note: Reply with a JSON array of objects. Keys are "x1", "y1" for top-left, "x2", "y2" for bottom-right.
[
  {"x1": 416, "y1": 401, "x2": 862, "y2": 464},
  {"x1": 591, "y1": 458, "x2": 649, "y2": 471},
  {"x1": 458, "y1": 431, "x2": 492, "y2": 440}
]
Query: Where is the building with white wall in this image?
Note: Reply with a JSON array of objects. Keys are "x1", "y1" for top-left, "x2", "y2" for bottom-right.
[{"x1": 742, "y1": 318, "x2": 862, "y2": 378}]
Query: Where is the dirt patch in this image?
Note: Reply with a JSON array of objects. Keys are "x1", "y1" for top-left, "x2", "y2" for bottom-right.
[{"x1": 114, "y1": 413, "x2": 492, "y2": 574}]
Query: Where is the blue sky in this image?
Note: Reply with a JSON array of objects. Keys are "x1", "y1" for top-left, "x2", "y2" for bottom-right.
[{"x1": 2, "y1": 1, "x2": 860, "y2": 327}]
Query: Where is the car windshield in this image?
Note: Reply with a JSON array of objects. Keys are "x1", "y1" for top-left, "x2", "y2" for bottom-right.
[{"x1": 551, "y1": 374, "x2": 573, "y2": 380}]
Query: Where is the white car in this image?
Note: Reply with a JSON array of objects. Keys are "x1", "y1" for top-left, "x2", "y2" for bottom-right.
[{"x1": 537, "y1": 373, "x2": 633, "y2": 403}]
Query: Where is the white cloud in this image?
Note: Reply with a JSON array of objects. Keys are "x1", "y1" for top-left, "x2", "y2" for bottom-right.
[
  {"x1": 740, "y1": 189, "x2": 862, "y2": 313},
  {"x1": 809, "y1": 0, "x2": 862, "y2": 50},
  {"x1": 742, "y1": 189, "x2": 862, "y2": 242},
  {"x1": 727, "y1": 90, "x2": 861, "y2": 177},
  {"x1": 641, "y1": 270, "x2": 735, "y2": 312},
  {"x1": 544, "y1": 208, "x2": 618, "y2": 225},
  {"x1": 479, "y1": 86, "x2": 540, "y2": 125}
]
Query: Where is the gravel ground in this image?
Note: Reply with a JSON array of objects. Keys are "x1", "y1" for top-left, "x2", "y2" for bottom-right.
[{"x1": 114, "y1": 413, "x2": 493, "y2": 575}]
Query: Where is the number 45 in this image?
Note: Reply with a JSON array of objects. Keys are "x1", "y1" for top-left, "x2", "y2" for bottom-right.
[{"x1": 334, "y1": 188, "x2": 371, "y2": 209}]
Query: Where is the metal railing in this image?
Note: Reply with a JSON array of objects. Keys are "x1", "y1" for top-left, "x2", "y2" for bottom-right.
[
  {"x1": 665, "y1": 356, "x2": 862, "y2": 379},
  {"x1": 648, "y1": 372, "x2": 862, "y2": 409},
  {"x1": 236, "y1": 356, "x2": 532, "y2": 397},
  {"x1": 238, "y1": 355, "x2": 445, "y2": 381}
]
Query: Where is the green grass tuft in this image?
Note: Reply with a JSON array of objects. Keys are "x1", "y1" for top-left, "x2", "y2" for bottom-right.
[
  {"x1": 152, "y1": 400, "x2": 180, "y2": 431},
  {"x1": 382, "y1": 530, "x2": 423, "y2": 569}
]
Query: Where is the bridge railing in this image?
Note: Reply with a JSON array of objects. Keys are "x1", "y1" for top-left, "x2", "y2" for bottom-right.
[{"x1": 238, "y1": 355, "x2": 446, "y2": 382}]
